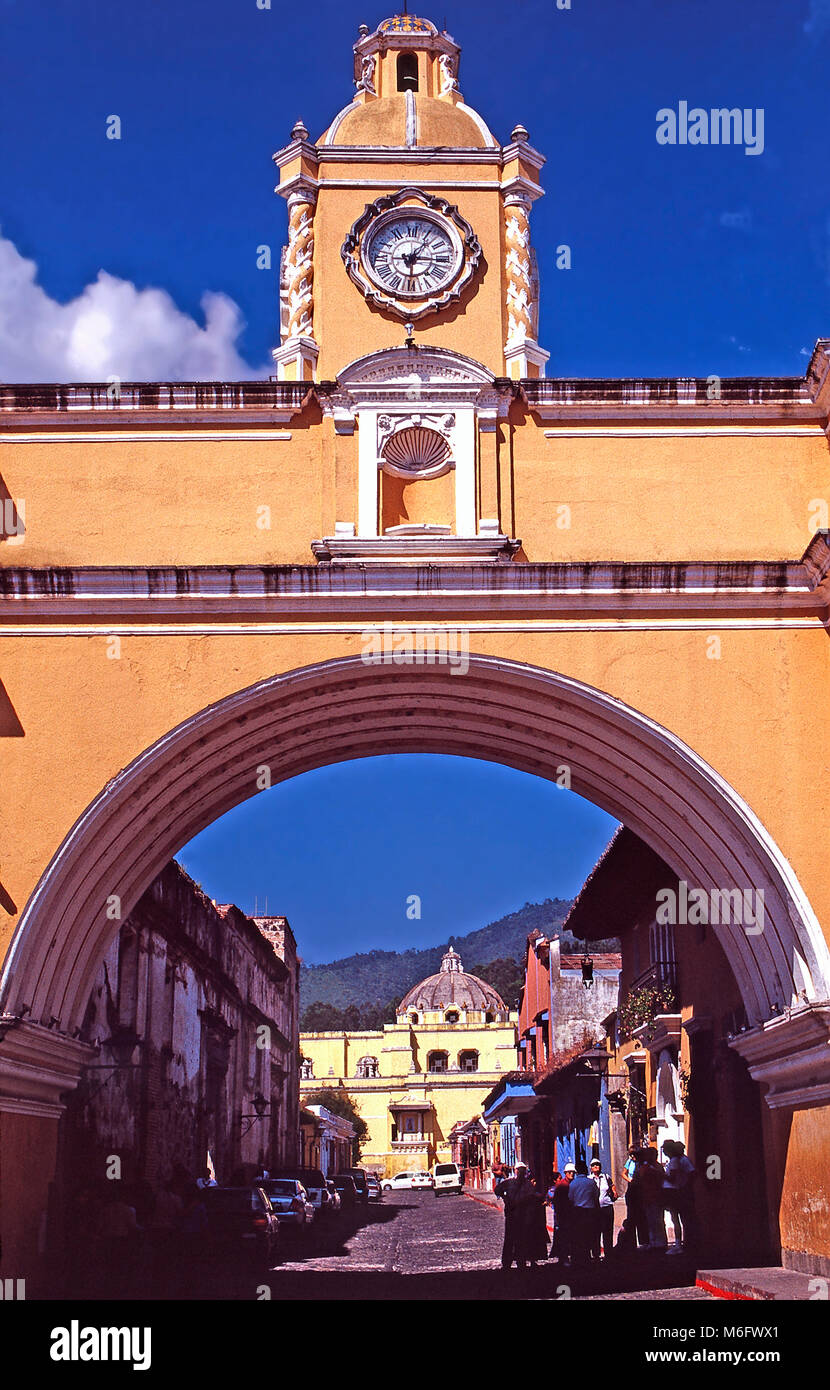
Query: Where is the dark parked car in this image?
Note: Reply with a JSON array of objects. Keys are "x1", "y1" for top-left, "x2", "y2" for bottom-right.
[
  {"x1": 200, "y1": 1186, "x2": 280, "y2": 1269},
  {"x1": 257, "y1": 1179, "x2": 314, "y2": 1232},
  {"x1": 269, "y1": 1167, "x2": 332, "y2": 1218},
  {"x1": 345, "y1": 1168, "x2": 370, "y2": 1206},
  {"x1": 331, "y1": 1175, "x2": 359, "y2": 1212}
]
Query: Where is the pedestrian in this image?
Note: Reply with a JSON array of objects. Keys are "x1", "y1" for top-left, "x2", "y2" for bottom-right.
[
  {"x1": 567, "y1": 1162, "x2": 600, "y2": 1267},
  {"x1": 495, "y1": 1161, "x2": 538, "y2": 1271},
  {"x1": 589, "y1": 1158, "x2": 617, "y2": 1259},
  {"x1": 550, "y1": 1167, "x2": 574, "y2": 1264},
  {"x1": 663, "y1": 1140, "x2": 696, "y2": 1252},
  {"x1": 631, "y1": 1147, "x2": 668, "y2": 1251},
  {"x1": 522, "y1": 1170, "x2": 549, "y2": 1268},
  {"x1": 623, "y1": 1144, "x2": 648, "y2": 1247}
]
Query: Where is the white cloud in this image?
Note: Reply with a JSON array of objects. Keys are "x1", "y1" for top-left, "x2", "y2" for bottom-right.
[{"x1": 0, "y1": 232, "x2": 268, "y2": 381}]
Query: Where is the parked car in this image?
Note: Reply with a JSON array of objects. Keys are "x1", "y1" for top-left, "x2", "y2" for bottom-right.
[
  {"x1": 200, "y1": 1185, "x2": 280, "y2": 1268},
  {"x1": 331, "y1": 1175, "x2": 359, "y2": 1211},
  {"x1": 432, "y1": 1162, "x2": 464, "y2": 1195},
  {"x1": 269, "y1": 1167, "x2": 332, "y2": 1218},
  {"x1": 345, "y1": 1167, "x2": 370, "y2": 1205},
  {"x1": 381, "y1": 1170, "x2": 415, "y2": 1191},
  {"x1": 366, "y1": 1173, "x2": 382, "y2": 1201},
  {"x1": 325, "y1": 1180, "x2": 341, "y2": 1213},
  {"x1": 381, "y1": 1170, "x2": 429, "y2": 1191},
  {"x1": 257, "y1": 1178, "x2": 314, "y2": 1231}
]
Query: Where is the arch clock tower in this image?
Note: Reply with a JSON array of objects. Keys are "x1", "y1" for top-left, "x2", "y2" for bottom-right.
[{"x1": 272, "y1": 12, "x2": 549, "y2": 558}]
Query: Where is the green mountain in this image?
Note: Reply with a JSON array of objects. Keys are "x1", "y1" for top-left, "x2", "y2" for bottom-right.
[{"x1": 299, "y1": 898, "x2": 578, "y2": 1017}]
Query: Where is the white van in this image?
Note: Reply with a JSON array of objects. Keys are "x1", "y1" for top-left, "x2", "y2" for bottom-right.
[{"x1": 432, "y1": 1162, "x2": 463, "y2": 1195}]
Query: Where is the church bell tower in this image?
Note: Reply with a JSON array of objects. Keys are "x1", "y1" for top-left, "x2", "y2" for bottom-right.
[{"x1": 272, "y1": 13, "x2": 549, "y2": 557}]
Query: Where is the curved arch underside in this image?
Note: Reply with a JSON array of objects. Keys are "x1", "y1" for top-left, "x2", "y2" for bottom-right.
[{"x1": 3, "y1": 655, "x2": 828, "y2": 1035}]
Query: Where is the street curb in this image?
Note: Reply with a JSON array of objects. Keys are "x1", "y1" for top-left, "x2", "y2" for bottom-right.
[
  {"x1": 464, "y1": 1188, "x2": 501, "y2": 1211},
  {"x1": 695, "y1": 1267, "x2": 820, "y2": 1301}
]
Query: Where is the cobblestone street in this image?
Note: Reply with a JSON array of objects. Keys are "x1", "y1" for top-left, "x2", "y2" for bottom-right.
[{"x1": 251, "y1": 1191, "x2": 713, "y2": 1301}]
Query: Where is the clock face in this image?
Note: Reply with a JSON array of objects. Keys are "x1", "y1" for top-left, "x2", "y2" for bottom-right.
[
  {"x1": 342, "y1": 190, "x2": 481, "y2": 320},
  {"x1": 363, "y1": 214, "x2": 461, "y2": 299}
]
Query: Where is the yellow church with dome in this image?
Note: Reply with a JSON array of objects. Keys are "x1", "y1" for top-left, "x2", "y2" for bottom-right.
[{"x1": 299, "y1": 949, "x2": 519, "y2": 1176}]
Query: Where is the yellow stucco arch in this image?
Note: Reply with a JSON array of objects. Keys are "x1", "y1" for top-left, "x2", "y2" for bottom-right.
[{"x1": 3, "y1": 654, "x2": 827, "y2": 1044}]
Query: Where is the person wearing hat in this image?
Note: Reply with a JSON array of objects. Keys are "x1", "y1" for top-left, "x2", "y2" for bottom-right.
[
  {"x1": 589, "y1": 1158, "x2": 617, "y2": 1259},
  {"x1": 567, "y1": 1162, "x2": 600, "y2": 1268},
  {"x1": 494, "y1": 1162, "x2": 545, "y2": 1271},
  {"x1": 549, "y1": 1165, "x2": 575, "y2": 1264}
]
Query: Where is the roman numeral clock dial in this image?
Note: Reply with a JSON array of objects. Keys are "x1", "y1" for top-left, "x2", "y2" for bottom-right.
[
  {"x1": 341, "y1": 191, "x2": 481, "y2": 321},
  {"x1": 367, "y1": 219, "x2": 457, "y2": 298}
]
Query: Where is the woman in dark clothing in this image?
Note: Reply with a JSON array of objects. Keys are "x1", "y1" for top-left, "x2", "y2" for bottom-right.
[
  {"x1": 495, "y1": 1163, "x2": 546, "y2": 1269},
  {"x1": 549, "y1": 1169, "x2": 574, "y2": 1263}
]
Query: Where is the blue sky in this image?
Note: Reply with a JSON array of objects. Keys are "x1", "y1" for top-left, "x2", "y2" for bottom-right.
[
  {"x1": 4, "y1": 1, "x2": 828, "y2": 960},
  {"x1": 178, "y1": 756, "x2": 617, "y2": 963},
  {"x1": 1, "y1": 0, "x2": 828, "y2": 378}
]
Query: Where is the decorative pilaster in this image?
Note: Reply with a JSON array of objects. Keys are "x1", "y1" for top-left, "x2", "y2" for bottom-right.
[
  {"x1": 273, "y1": 179, "x2": 318, "y2": 381},
  {"x1": 272, "y1": 119, "x2": 320, "y2": 381},
  {"x1": 504, "y1": 193, "x2": 534, "y2": 340},
  {"x1": 501, "y1": 123, "x2": 549, "y2": 380},
  {"x1": 503, "y1": 192, "x2": 549, "y2": 380}
]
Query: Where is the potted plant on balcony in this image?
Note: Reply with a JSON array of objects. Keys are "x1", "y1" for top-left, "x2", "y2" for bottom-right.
[{"x1": 618, "y1": 982, "x2": 677, "y2": 1042}]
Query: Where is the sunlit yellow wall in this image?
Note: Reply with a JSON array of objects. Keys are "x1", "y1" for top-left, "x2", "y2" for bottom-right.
[
  {"x1": 3, "y1": 422, "x2": 826, "y2": 566},
  {"x1": 3, "y1": 627, "x2": 829, "y2": 985},
  {"x1": 299, "y1": 1016, "x2": 518, "y2": 1175}
]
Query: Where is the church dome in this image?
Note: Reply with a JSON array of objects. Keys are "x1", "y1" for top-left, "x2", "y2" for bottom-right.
[
  {"x1": 398, "y1": 947, "x2": 507, "y2": 1015},
  {"x1": 320, "y1": 94, "x2": 495, "y2": 149}
]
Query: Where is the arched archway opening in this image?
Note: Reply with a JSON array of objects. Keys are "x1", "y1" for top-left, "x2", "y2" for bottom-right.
[
  {"x1": 3, "y1": 653, "x2": 830, "y2": 1289},
  {"x1": 3, "y1": 654, "x2": 827, "y2": 1045}
]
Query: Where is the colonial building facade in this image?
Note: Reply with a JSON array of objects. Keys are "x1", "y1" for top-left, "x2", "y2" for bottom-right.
[
  {"x1": 2, "y1": 11, "x2": 830, "y2": 1289},
  {"x1": 483, "y1": 931, "x2": 621, "y2": 1183},
  {"x1": 568, "y1": 828, "x2": 775, "y2": 1269},
  {"x1": 300, "y1": 948, "x2": 518, "y2": 1175},
  {"x1": 61, "y1": 862, "x2": 300, "y2": 1204}
]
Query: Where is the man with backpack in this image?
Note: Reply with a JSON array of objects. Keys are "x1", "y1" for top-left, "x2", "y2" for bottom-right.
[{"x1": 589, "y1": 1158, "x2": 617, "y2": 1259}]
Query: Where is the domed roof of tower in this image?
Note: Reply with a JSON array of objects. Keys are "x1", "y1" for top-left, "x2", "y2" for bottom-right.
[
  {"x1": 377, "y1": 13, "x2": 439, "y2": 36},
  {"x1": 398, "y1": 948, "x2": 507, "y2": 1014},
  {"x1": 321, "y1": 96, "x2": 495, "y2": 149}
]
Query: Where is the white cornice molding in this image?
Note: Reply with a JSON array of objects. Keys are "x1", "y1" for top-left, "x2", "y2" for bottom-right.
[
  {"x1": 311, "y1": 535, "x2": 518, "y2": 563},
  {"x1": 543, "y1": 425, "x2": 823, "y2": 437},
  {"x1": 315, "y1": 145, "x2": 501, "y2": 164},
  {"x1": 801, "y1": 529, "x2": 830, "y2": 605},
  {"x1": 729, "y1": 1004, "x2": 830, "y2": 1110},
  {"x1": 0, "y1": 429, "x2": 295, "y2": 443},
  {"x1": 272, "y1": 136, "x2": 320, "y2": 174},
  {"x1": 1, "y1": 551, "x2": 825, "y2": 624},
  {"x1": 501, "y1": 139, "x2": 546, "y2": 171},
  {"x1": 805, "y1": 339, "x2": 830, "y2": 419},
  {"x1": 320, "y1": 178, "x2": 502, "y2": 190},
  {"x1": 0, "y1": 1019, "x2": 95, "y2": 1116}
]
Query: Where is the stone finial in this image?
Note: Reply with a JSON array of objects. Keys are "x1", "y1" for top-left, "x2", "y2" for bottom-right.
[
  {"x1": 510, "y1": 122, "x2": 529, "y2": 144},
  {"x1": 291, "y1": 119, "x2": 309, "y2": 142},
  {"x1": 358, "y1": 23, "x2": 369, "y2": 36}
]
